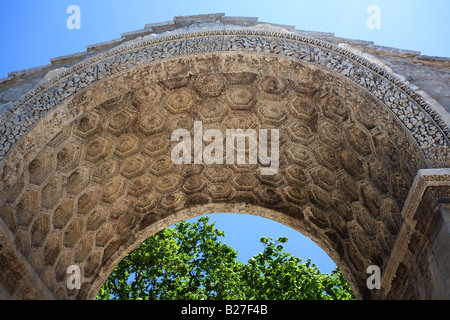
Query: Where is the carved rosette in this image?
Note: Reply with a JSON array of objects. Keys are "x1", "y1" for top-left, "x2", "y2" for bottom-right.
[{"x1": 0, "y1": 29, "x2": 448, "y2": 167}]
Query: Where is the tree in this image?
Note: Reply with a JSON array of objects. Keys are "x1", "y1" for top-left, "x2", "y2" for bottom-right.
[
  {"x1": 239, "y1": 236, "x2": 355, "y2": 300},
  {"x1": 96, "y1": 216, "x2": 355, "y2": 300}
]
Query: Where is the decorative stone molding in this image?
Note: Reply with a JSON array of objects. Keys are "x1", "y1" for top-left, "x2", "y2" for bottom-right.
[
  {"x1": 382, "y1": 168, "x2": 450, "y2": 298},
  {"x1": 1, "y1": 29, "x2": 449, "y2": 167}
]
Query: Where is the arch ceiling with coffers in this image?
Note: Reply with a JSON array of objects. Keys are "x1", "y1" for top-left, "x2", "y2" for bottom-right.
[{"x1": 0, "y1": 19, "x2": 449, "y2": 300}]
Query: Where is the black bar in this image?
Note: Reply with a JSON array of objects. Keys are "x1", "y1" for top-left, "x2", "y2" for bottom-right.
[{"x1": 1, "y1": 299, "x2": 443, "y2": 318}]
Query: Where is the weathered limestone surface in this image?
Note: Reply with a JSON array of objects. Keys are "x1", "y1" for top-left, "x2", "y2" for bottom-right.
[
  {"x1": 2, "y1": 14, "x2": 449, "y2": 115},
  {"x1": 0, "y1": 14, "x2": 449, "y2": 300},
  {"x1": 382, "y1": 169, "x2": 450, "y2": 298}
]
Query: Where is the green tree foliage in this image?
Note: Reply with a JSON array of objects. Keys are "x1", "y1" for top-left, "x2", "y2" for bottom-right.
[{"x1": 97, "y1": 216, "x2": 355, "y2": 300}]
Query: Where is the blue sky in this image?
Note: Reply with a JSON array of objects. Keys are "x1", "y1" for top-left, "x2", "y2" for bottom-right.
[
  {"x1": 0, "y1": 0, "x2": 449, "y2": 78},
  {"x1": 0, "y1": 0, "x2": 448, "y2": 275}
]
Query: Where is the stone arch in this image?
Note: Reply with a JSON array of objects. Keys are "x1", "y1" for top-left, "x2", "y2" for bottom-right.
[{"x1": 1, "y1": 17, "x2": 450, "y2": 300}]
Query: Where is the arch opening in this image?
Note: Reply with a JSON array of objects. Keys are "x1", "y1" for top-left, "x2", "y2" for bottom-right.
[{"x1": 93, "y1": 210, "x2": 357, "y2": 300}]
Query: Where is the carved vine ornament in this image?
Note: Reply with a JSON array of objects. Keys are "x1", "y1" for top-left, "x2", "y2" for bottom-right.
[{"x1": 0, "y1": 29, "x2": 449, "y2": 167}]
